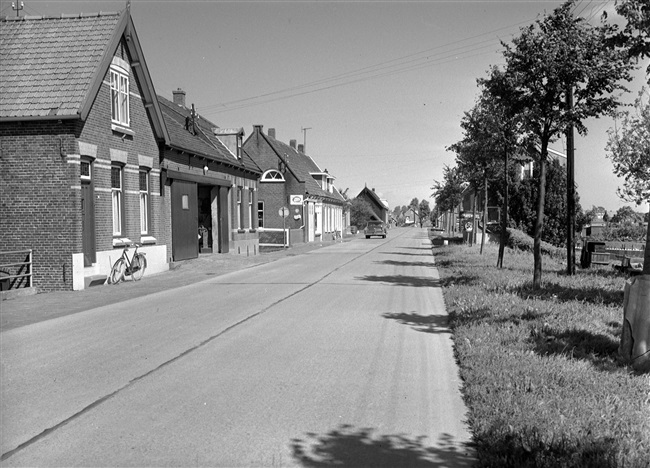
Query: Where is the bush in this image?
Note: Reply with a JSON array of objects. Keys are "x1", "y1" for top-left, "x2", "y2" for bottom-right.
[{"x1": 505, "y1": 228, "x2": 566, "y2": 259}]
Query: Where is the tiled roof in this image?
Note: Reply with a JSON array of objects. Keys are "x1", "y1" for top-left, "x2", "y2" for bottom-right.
[
  {"x1": 0, "y1": 13, "x2": 121, "y2": 119},
  {"x1": 263, "y1": 134, "x2": 345, "y2": 203},
  {"x1": 158, "y1": 95, "x2": 260, "y2": 174}
]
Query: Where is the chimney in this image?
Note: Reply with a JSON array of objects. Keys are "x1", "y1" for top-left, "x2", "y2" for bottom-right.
[
  {"x1": 268, "y1": 128, "x2": 276, "y2": 139},
  {"x1": 298, "y1": 144, "x2": 304, "y2": 153},
  {"x1": 372, "y1": 188, "x2": 375, "y2": 192},
  {"x1": 172, "y1": 88, "x2": 186, "y2": 107},
  {"x1": 289, "y1": 139, "x2": 297, "y2": 150}
]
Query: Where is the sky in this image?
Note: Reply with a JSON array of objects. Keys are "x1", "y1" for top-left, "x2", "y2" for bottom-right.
[{"x1": 3, "y1": 0, "x2": 648, "y2": 215}]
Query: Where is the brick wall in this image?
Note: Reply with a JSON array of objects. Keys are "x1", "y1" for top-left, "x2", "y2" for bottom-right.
[{"x1": 0, "y1": 124, "x2": 79, "y2": 291}]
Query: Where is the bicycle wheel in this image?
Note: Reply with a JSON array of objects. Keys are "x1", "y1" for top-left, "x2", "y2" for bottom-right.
[
  {"x1": 130, "y1": 254, "x2": 147, "y2": 281},
  {"x1": 109, "y1": 258, "x2": 126, "y2": 284}
]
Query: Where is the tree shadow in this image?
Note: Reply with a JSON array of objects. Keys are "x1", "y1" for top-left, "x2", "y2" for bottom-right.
[
  {"x1": 356, "y1": 275, "x2": 440, "y2": 288},
  {"x1": 530, "y1": 326, "x2": 622, "y2": 372},
  {"x1": 438, "y1": 274, "x2": 480, "y2": 288},
  {"x1": 512, "y1": 281, "x2": 624, "y2": 306},
  {"x1": 383, "y1": 312, "x2": 451, "y2": 334},
  {"x1": 375, "y1": 260, "x2": 435, "y2": 269},
  {"x1": 382, "y1": 251, "x2": 431, "y2": 257},
  {"x1": 475, "y1": 422, "x2": 622, "y2": 467},
  {"x1": 291, "y1": 424, "x2": 475, "y2": 468}
]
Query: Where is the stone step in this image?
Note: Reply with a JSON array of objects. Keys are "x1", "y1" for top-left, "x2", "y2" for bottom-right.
[{"x1": 84, "y1": 274, "x2": 107, "y2": 289}]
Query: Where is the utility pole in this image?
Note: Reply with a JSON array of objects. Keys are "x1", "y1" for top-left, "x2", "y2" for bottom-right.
[
  {"x1": 12, "y1": 1, "x2": 24, "y2": 17},
  {"x1": 301, "y1": 127, "x2": 312, "y2": 153},
  {"x1": 566, "y1": 86, "x2": 576, "y2": 275}
]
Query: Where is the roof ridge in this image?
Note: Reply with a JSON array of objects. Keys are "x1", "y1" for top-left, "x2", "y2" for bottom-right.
[{"x1": 2, "y1": 11, "x2": 120, "y2": 22}]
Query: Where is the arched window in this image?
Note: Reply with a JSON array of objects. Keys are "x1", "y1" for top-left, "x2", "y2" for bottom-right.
[{"x1": 261, "y1": 169, "x2": 285, "y2": 182}]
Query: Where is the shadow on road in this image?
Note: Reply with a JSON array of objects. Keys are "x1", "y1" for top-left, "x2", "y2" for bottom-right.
[
  {"x1": 356, "y1": 275, "x2": 440, "y2": 288},
  {"x1": 383, "y1": 312, "x2": 450, "y2": 334},
  {"x1": 291, "y1": 424, "x2": 475, "y2": 467},
  {"x1": 375, "y1": 260, "x2": 435, "y2": 269},
  {"x1": 381, "y1": 251, "x2": 431, "y2": 257}
]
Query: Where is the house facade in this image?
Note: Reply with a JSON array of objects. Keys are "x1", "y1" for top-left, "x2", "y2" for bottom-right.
[
  {"x1": 158, "y1": 90, "x2": 262, "y2": 260},
  {"x1": 242, "y1": 126, "x2": 346, "y2": 245},
  {"x1": 356, "y1": 186, "x2": 389, "y2": 226},
  {"x1": 0, "y1": 8, "x2": 170, "y2": 291}
]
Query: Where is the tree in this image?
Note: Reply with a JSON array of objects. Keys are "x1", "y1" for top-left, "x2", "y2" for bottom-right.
[
  {"x1": 497, "y1": 1, "x2": 634, "y2": 289},
  {"x1": 350, "y1": 198, "x2": 375, "y2": 228},
  {"x1": 432, "y1": 165, "x2": 465, "y2": 233},
  {"x1": 611, "y1": 206, "x2": 642, "y2": 224},
  {"x1": 606, "y1": 90, "x2": 650, "y2": 273},
  {"x1": 418, "y1": 200, "x2": 431, "y2": 228}
]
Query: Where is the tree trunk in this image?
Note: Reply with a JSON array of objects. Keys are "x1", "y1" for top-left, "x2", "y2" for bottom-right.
[
  {"x1": 497, "y1": 148, "x2": 509, "y2": 268},
  {"x1": 470, "y1": 191, "x2": 476, "y2": 246},
  {"x1": 642, "y1": 207, "x2": 650, "y2": 275},
  {"x1": 481, "y1": 178, "x2": 487, "y2": 255},
  {"x1": 533, "y1": 143, "x2": 548, "y2": 290}
]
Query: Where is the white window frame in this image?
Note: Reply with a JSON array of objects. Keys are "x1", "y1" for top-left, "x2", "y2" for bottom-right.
[
  {"x1": 236, "y1": 187, "x2": 242, "y2": 229},
  {"x1": 111, "y1": 165, "x2": 124, "y2": 236},
  {"x1": 139, "y1": 169, "x2": 150, "y2": 235},
  {"x1": 110, "y1": 65, "x2": 130, "y2": 127},
  {"x1": 258, "y1": 201, "x2": 264, "y2": 228},
  {"x1": 261, "y1": 169, "x2": 285, "y2": 182},
  {"x1": 249, "y1": 188, "x2": 254, "y2": 229}
]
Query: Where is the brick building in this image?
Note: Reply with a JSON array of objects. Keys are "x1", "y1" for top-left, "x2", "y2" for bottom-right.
[
  {"x1": 158, "y1": 90, "x2": 262, "y2": 260},
  {"x1": 243, "y1": 126, "x2": 346, "y2": 245},
  {"x1": 0, "y1": 7, "x2": 170, "y2": 291}
]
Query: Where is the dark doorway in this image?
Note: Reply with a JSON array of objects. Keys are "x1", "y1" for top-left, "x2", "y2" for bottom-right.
[
  {"x1": 81, "y1": 161, "x2": 96, "y2": 267},
  {"x1": 171, "y1": 179, "x2": 198, "y2": 261},
  {"x1": 198, "y1": 184, "x2": 214, "y2": 253},
  {"x1": 218, "y1": 185, "x2": 230, "y2": 253}
]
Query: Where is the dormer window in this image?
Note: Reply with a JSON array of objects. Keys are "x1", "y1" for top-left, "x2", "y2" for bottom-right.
[
  {"x1": 261, "y1": 169, "x2": 285, "y2": 182},
  {"x1": 110, "y1": 60, "x2": 130, "y2": 127}
]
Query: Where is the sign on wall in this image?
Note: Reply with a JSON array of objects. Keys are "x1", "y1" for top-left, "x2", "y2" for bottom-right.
[{"x1": 290, "y1": 195, "x2": 303, "y2": 206}]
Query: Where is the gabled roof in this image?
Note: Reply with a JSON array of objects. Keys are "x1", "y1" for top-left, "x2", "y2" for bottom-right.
[
  {"x1": 158, "y1": 95, "x2": 260, "y2": 174},
  {"x1": 0, "y1": 8, "x2": 168, "y2": 140},
  {"x1": 358, "y1": 186, "x2": 387, "y2": 210},
  {"x1": 249, "y1": 129, "x2": 345, "y2": 204}
]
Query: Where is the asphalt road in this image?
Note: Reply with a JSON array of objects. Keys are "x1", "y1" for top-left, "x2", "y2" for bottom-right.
[{"x1": 1, "y1": 228, "x2": 475, "y2": 467}]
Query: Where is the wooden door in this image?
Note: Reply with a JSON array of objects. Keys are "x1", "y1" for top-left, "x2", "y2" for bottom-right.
[{"x1": 171, "y1": 180, "x2": 198, "y2": 261}]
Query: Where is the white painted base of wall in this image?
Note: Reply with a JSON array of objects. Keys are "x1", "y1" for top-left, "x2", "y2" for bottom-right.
[{"x1": 73, "y1": 245, "x2": 168, "y2": 291}]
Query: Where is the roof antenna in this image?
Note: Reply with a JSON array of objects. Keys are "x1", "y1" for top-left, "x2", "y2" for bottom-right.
[
  {"x1": 126, "y1": 0, "x2": 131, "y2": 12},
  {"x1": 11, "y1": 1, "x2": 24, "y2": 17}
]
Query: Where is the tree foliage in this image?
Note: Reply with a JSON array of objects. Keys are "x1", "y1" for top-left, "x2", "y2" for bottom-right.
[
  {"x1": 350, "y1": 198, "x2": 375, "y2": 228},
  {"x1": 607, "y1": 0, "x2": 650, "y2": 74},
  {"x1": 508, "y1": 159, "x2": 586, "y2": 247},
  {"x1": 418, "y1": 200, "x2": 431, "y2": 228},
  {"x1": 606, "y1": 90, "x2": 650, "y2": 205},
  {"x1": 432, "y1": 165, "x2": 465, "y2": 214}
]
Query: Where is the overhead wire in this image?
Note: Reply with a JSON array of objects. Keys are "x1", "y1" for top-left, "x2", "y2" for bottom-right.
[{"x1": 201, "y1": 18, "x2": 538, "y2": 116}]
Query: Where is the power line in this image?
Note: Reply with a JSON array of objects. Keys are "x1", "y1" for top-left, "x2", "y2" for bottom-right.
[{"x1": 199, "y1": 17, "x2": 535, "y2": 116}]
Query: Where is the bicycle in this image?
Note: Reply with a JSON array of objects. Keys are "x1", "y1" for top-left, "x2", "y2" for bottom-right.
[{"x1": 108, "y1": 243, "x2": 147, "y2": 284}]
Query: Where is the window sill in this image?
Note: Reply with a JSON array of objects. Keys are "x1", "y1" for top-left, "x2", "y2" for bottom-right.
[
  {"x1": 140, "y1": 236, "x2": 156, "y2": 245},
  {"x1": 111, "y1": 124, "x2": 134, "y2": 137},
  {"x1": 113, "y1": 237, "x2": 132, "y2": 247}
]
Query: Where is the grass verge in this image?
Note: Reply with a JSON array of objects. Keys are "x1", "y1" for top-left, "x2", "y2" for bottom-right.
[{"x1": 435, "y1": 244, "x2": 650, "y2": 468}]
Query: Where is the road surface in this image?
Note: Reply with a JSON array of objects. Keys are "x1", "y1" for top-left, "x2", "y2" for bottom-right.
[{"x1": 1, "y1": 228, "x2": 474, "y2": 467}]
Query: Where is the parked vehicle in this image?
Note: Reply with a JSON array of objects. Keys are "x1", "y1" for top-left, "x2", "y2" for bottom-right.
[{"x1": 364, "y1": 221, "x2": 387, "y2": 239}]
